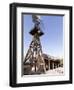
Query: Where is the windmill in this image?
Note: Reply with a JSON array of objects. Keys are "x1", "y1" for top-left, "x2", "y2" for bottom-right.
[{"x1": 23, "y1": 15, "x2": 46, "y2": 75}]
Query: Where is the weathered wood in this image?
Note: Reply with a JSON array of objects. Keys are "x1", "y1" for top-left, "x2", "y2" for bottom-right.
[{"x1": 23, "y1": 26, "x2": 46, "y2": 75}]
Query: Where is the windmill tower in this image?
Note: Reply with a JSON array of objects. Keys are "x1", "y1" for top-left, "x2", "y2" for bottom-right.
[{"x1": 23, "y1": 15, "x2": 46, "y2": 75}]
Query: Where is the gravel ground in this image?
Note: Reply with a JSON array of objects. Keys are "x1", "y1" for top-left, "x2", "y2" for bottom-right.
[{"x1": 41, "y1": 67, "x2": 64, "y2": 76}]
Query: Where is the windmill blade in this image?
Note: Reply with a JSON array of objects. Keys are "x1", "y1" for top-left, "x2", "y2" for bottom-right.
[
  {"x1": 32, "y1": 15, "x2": 45, "y2": 31},
  {"x1": 32, "y1": 15, "x2": 41, "y2": 23}
]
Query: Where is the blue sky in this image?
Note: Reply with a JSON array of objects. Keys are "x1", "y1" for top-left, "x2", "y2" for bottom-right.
[{"x1": 23, "y1": 14, "x2": 63, "y2": 58}]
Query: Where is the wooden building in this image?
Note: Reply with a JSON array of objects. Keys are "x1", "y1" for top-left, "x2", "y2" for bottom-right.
[{"x1": 43, "y1": 54, "x2": 61, "y2": 70}]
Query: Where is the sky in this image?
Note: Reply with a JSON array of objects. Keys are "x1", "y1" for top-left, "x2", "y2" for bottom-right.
[{"x1": 23, "y1": 14, "x2": 63, "y2": 58}]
